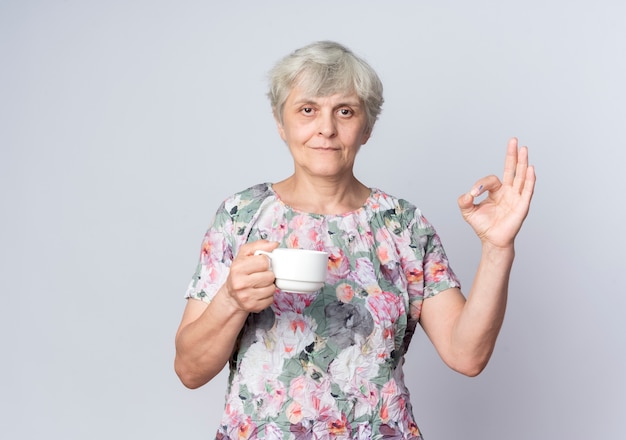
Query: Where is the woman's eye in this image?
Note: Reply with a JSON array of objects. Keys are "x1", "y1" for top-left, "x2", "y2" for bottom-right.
[
  {"x1": 339, "y1": 108, "x2": 352, "y2": 117},
  {"x1": 302, "y1": 107, "x2": 314, "y2": 114}
]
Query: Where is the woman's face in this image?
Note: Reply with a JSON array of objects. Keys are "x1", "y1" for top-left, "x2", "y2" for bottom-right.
[{"x1": 276, "y1": 87, "x2": 371, "y2": 179}]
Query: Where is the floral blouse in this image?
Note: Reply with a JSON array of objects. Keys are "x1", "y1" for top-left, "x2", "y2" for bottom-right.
[{"x1": 185, "y1": 183, "x2": 460, "y2": 440}]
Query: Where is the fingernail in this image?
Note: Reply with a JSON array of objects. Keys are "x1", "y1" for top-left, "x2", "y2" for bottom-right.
[{"x1": 471, "y1": 184, "x2": 483, "y2": 197}]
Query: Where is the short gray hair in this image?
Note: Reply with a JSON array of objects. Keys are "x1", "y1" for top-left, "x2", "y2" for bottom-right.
[{"x1": 267, "y1": 41, "x2": 384, "y2": 131}]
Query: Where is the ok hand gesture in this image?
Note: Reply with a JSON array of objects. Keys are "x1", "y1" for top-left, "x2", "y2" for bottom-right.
[{"x1": 457, "y1": 138, "x2": 536, "y2": 248}]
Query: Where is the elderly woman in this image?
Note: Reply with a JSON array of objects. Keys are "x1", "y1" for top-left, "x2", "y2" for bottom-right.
[{"x1": 175, "y1": 41, "x2": 535, "y2": 439}]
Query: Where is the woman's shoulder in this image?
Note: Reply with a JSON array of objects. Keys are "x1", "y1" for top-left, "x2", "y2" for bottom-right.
[
  {"x1": 228, "y1": 182, "x2": 273, "y2": 201},
  {"x1": 369, "y1": 187, "x2": 420, "y2": 214},
  {"x1": 368, "y1": 188, "x2": 436, "y2": 230},
  {"x1": 221, "y1": 183, "x2": 274, "y2": 213}
]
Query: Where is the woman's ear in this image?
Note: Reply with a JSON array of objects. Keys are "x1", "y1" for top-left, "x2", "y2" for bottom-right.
[
  {"x1": 274, "y1": 114, "x2": 287, "y2": 142},
  {"x1": 360, "y1": 127, "x2": 372, "y2": 145}
]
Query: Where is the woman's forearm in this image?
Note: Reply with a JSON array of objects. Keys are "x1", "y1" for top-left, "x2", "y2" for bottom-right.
[
  {"x1": 174, "y1": 288, "x2": 249, "y2": 389},
  {"x1": 449, "y1": 244, "x2": 515, "y2": 375}
]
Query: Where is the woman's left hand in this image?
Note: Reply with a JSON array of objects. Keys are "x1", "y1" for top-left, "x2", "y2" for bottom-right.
[{"x1": 457, "y1": 138, "x2": 536, "y2": 248}]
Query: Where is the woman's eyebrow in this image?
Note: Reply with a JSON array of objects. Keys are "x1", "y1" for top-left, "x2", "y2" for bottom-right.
[
  {"x1": 291, "y1": 97, "x2": 319, "y2": 106},
  {"x1": 336, "y1": 100, "x2": 362, "y2": 108},
  {"x1": 292, "y1": 96, "x2": 362, "y2": 107}
]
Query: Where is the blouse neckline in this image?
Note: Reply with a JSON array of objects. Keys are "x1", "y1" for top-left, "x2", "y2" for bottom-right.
[{"x1": 267, "y1": 183, "x2": 377, "y2": 218}]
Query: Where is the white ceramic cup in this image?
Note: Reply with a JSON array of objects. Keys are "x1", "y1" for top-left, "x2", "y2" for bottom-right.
[{"x1": 254, "y1": 248, "x2": 329, "y2": 293}]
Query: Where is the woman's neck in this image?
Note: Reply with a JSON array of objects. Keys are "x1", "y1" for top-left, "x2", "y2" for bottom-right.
[{"x1": 272, "y1": 174, "x2": 370, "y2": 215}]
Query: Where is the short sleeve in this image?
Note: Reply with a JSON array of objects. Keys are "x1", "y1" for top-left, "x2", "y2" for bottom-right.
[
  {"x1": 184, "y1": 203, "x2": 236, "y2": 303},
  {"x1": 420, "y1": 221, "x2": 461, "y2": 298},
  {"x1": 403, "y1": 206, "x2": 461, "y2": 320}
]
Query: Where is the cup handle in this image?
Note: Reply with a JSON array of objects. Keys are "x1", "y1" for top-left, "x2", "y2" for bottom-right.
[{"x1": 254, "y1": 250, "x2": 273, "y2": 270}]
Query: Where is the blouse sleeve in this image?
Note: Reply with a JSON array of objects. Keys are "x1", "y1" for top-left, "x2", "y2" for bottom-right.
[
  {"x1": 184, "y1": 202, "x2": 236, "y2": 303},
  {"x1": 420, "y1": 220, "x2": 461, "y2": 299},
  {"x1": 404, "y1": 205, "x2": 461, "y2": 316}
]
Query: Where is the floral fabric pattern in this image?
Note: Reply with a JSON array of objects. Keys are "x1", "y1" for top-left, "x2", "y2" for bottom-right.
[{"x1": 186, "y1": 183, "x2": 460, "y2": 439}]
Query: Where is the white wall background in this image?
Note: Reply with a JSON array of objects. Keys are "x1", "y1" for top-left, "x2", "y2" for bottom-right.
[{"x1": 2, "y1": 1, "x2": 624, "y2": 439}]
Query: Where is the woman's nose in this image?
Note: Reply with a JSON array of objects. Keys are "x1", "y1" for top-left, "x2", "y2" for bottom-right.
[{"x1": 317, "y1": 112, "x2": 337, "y2": 137}]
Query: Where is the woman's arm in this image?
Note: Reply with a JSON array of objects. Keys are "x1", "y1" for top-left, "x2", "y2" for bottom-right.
[
  {"x1": 174, "y1": 240, "x2": 279, "y2": 389},
  {"x1": 419, "y1": 246, "x2": 513, "y2": 376},
  {"x1": 420, "y1": 138, "x2": 535, "y2": 376}
]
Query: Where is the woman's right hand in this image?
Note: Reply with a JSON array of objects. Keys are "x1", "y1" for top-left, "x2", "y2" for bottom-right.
[
  {"x1": 175, "y1": 239, "x2": 280, "y2": 388},
  {"x1": 223, "y1": 240, "x2": 280, "y2": 313}
]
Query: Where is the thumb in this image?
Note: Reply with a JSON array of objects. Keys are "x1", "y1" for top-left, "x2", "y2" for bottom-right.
[
  {"x1": 256, "y1": 240, "x2": 280, "y2": 253},
  {"x1": 457, "y1": 192, "x2": 475, "y2": 212},
  {"x1": 458, "y1": 182, "x2": 486, "y2": 212},
  {"x1": 241, "y1": 240, "x2": 280, "y2": 257}
]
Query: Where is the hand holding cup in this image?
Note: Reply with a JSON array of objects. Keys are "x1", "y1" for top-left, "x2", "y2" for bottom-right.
[
  {"x1": 223, "y1": 240, "x2": 279, "y2": 313},
  {"x1": 254, "y1": 248, "x2": 329, "y2": 293}
]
